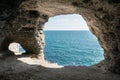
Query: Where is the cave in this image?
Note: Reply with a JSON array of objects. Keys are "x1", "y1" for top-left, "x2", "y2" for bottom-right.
[{"x1": 0, "y1": 0, "x2": 120, "y2": 78}]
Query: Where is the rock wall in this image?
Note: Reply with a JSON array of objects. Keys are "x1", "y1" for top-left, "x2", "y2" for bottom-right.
[{"x1": 0, "y1": 0, "x2": 120, "y2": 73}]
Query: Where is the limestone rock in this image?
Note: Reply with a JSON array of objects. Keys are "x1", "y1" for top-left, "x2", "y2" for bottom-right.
[{"x1": 0, "y1": 0, "x2": 120, "y2": 73}]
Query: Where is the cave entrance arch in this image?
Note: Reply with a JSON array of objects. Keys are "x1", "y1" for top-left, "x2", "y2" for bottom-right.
[
  {"x1": 0, "y1": 0, "x2": 119, "y2": 74},
  {"x1": 8, "y1": 42, "x2": 26, "y2": 55},
  {"x1": 0, "y1": 33, "x2": 41, "y2": 58},
  {"x1": 43, "y1": 14, "x2": 104, "y2": 66}
]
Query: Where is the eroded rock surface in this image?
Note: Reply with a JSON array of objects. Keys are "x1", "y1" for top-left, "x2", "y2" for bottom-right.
[{"x1": 0, "y1": 0, "x2": 120, "y2": 73}]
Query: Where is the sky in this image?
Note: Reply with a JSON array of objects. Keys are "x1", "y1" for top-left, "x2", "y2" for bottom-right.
[{"x1": 44, "y1": 14, "x2": 89, "y2": 31}]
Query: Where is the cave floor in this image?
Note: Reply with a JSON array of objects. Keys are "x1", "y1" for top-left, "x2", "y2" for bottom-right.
[{"x1": 0, "y1": 52, "x2": 120, "y2": 80}]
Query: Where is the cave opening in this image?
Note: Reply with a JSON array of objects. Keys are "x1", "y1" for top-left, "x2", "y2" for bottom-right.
[
  {"x1": 8, "y1": 42, "x2": 26, "y2": 56},
  {"x1": 43, "y1": 14, "x2": 104, "y2": 66}
]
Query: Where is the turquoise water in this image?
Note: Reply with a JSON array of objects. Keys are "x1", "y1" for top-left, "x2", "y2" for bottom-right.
[{"x1": 44, "y1": 31, "x2": 104, "y2": 66}]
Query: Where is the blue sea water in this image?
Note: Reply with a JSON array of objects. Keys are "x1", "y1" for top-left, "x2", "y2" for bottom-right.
[{"x1": 44, "y1": 31, "x2": 104, "y2": 66}]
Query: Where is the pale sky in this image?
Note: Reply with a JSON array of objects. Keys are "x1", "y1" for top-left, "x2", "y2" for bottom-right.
[{"x1": 44, "y1": 14, "x2": 89, "y2": 31}]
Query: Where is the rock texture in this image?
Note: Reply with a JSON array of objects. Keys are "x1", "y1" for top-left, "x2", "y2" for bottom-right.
[{"x1": 0, "y1": 0, "x2": 120, "y2": 73}]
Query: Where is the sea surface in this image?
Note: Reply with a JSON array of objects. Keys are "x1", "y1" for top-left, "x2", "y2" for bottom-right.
[{"x1": 44, "y1": 31, "x2": 104, "y2": 66}]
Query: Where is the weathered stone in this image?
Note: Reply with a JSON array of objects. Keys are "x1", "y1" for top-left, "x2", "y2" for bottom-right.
[{"x1": 0, "y1": 0, "x2": 119, "y2": 73}]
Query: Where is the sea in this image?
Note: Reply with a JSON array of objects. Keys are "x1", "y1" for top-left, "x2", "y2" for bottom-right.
[{"x1": 44, "y1": 31, "x2": 104, "y2": 66}]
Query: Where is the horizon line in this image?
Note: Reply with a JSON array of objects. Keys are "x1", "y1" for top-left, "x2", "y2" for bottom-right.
[{"x1": 43, "y1": 30, "x2": 89, "y2": 31}]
